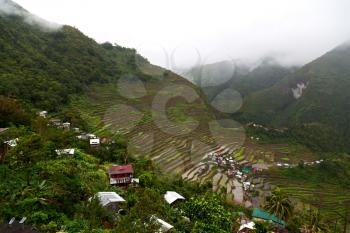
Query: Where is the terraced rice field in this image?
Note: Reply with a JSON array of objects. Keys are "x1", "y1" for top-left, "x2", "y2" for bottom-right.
[
  {"x1": 69, "y1": 72, "x2": 349, "y2": 219},
  {"x1": 261, "y1": 172, "x2": 350, "y2": 227}
]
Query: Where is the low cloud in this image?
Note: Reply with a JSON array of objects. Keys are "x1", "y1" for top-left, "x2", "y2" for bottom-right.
[{"x1": 0, "y1": 0, "x2": 61, "y2": 31}]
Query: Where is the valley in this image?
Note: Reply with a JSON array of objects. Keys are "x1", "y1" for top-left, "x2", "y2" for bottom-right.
[{"x1": 68, "y1": 68, "x2": 350, "y2": 225}]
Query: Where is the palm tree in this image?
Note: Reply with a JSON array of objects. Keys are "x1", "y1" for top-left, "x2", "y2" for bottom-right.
[{"x1": 264, "y1": 188, "x2": 293, "y2": 220}]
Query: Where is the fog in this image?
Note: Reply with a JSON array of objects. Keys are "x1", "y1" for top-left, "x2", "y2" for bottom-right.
[
  {"x1": 0, "y1": 0, "x2": 61, "y2": 31},
  {"x1": 11, "y1": 0, "x2": 350, "y2": 69}
]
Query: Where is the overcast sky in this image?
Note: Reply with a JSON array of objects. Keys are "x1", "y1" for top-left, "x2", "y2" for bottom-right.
[{"x1": 13, "y1": 0, "x2": 350, "y2": 69}]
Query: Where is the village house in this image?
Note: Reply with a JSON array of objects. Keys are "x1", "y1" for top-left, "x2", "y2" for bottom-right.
[
  {"x1": 95, "y1": 192, "x2": 125, "y2": 209},
  {"x1": 164, "y1": 191, "x2": 185, "y2": 206},
  {"x1": 238, "y1": 221, "x2": 255, "y2": 233},
  {"x1": 50, "y1": 118, "x2": 61, "y2": 127},
  {"x1": 55, "y1": 149, "x2": 75, "y2": 156},
  {"x1": 62, "y1": 122, "x2": 71, "y2": 130},
  {"x1": 108, "y1": 164, "x2": 134, "y2": 186},
  {"x1": 39, "y1": 111, "x2": 48, "y2": 118},
  {"x1": 4, "y1": 138, "x2": 19, "y2": 148},
  {"x1": 90, "y1": 138, "x2": 100, "y2": 147},
  {"x1": 0, "y1": 217, "x2": 41, "y2": 233},
  {"x1": 151, "y1": 216, "x2": 174, "y2": 232},
  {"x1": 252, "y1": 163, "x2": 268, "y2": 173},
  {"x1": 77, "y1": 133, "x2": 97, "y2": 140}
]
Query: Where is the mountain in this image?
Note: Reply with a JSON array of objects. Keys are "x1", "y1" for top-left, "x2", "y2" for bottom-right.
[
  {"x1": 184, "y1": 58, "x2": 296, "y2": 101},
  {"x1": 239, "y1": 43, "x2": 350, "y2": 151},
  {"x1": 0, "y1": 0, "x2": 170, "y2": 111}
]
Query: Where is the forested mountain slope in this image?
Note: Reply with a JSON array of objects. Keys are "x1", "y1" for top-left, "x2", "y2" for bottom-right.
[
  {"x1": 0, "y1": 0, "x2": 155, "y2": 110},
  {"x1": 239, "y1": 43, "x2": 350, "y2": 151},
  {"x1": 185, "y1": 59, "x2": 295, "y2": 101}
]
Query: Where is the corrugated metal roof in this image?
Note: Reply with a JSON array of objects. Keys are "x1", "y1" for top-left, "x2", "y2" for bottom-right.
[
  {"x1": 151, "y1": 216, "x2": 174, "y2": 232},
  {"x1": 96, "y1": 192, "x2": 125, "y2": 206},
  {"x1": 0, "y1": 222, "x2": 41, "y2": 233},
  {"x1": 164, "y1": 191, "x2": 185, "y2": 205},
  {"x1": 90, "y1": 138, "x2": 100, "y2": 145},
  {"x1": 4, "y1": 138, "x2": 18, "y2": 147},
  {"x1": 55, "y1": 149, "x2": 75, "y2": 156},
  {"x1": 252, "y1": 208, "x2": 285, "y2": 227},
  {"x1": 108, "y1": 164, "x2": 134, "y2": 175}
]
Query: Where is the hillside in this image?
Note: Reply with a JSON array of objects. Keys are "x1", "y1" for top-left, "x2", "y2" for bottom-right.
[
  {"x1": 184, "y1": 58, "x2": 295, "y2": 102},
  {"x1": 1, "y1": 1, "x2": 350, "y2": 232},
  {"x1": 0, "y1": 0, "x2": 151, "y2": 111},
  {"x1": 239, "y1": 43, "x2": 350, "y2": 151}
]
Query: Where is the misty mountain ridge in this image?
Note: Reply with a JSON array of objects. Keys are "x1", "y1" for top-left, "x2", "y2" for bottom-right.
[
  {"x1": 184, "y1": 57, "x2": 298, "y2": 101},
  {"x1": 0, "y1": 0, "x2": 175, "y2": 111},
  {"x1": 238, "y1": 41, "x2": 350, "y2": 151},
  {"x1": 0, "y1": 0, "x2": 61, "y2": 30},
  {"x1": 183, "y1": 41, "x2": 350, "y2": 152}
]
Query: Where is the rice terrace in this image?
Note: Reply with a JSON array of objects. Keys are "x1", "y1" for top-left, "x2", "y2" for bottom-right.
[{"x1": 69, "y1": 66, "x2": 350, "y2": 227}]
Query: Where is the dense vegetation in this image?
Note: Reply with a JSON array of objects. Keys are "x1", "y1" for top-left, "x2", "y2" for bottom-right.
[
  {"x1": 187, "y1": 44, "x2": 350, "y2": 152},
  {"x1": 0, "y1": 3, "x2": 150, "y2": 111},
  {"x1": 238, "y1": 43, "x2": 350, "y2": 152},
  {"x1": 1, "y1": 1, "x2": 349, "y2": 231},
  {"x1": 0, "y1": 104, "x2": 246, "y2": 232}
]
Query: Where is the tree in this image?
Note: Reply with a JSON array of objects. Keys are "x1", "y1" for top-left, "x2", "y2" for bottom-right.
[
  {"x1": 0, "y1": 96, "x2": 29, "y2": 127},
  {"x1": 264, "y1": 188, "x2": 293, "y2": 221},
  {"x1": 182, "y1": 195, "x2": 233, "y2": 232},
  {"x1": 253, "y1": 221, "x2": 273, "y2": 233},
  {"x1": 6, "y1": 133, "x2": 50, "y2": 185}
]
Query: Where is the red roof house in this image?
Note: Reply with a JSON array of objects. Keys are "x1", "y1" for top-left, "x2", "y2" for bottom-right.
[{"x1": 108, "y1": 164, "x2": 134, "y2": 186}]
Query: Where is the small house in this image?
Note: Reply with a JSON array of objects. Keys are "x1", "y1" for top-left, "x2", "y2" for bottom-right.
[
  {"x1": 164, "y1": 191, "x2": 185, "y2": 206},
  {"x1": 90, "y1": 138, "x2": 100, "y2": 147},
  {"x1": 252, "y1": 164, "x2": 268, "y2": 173},
  {"x1": 238, "y1": 222, "x2": 255, "y2": 233},
  {"x1": 95, "y1": 192, "x2": 125, "y2": 208},
  {"x1": 108, "y1": 164, "x2": 134, "y2": 185},
  {"x1": 0, "y1": 217, "x2": 41, "y2": 233},
  {"x1": 39, "y1": 111, "x2": 48, "y2": 118},
  {"x1": 50, "y1": 119, "x2": 61, "y2": 126},
  {"x1": 62, "y1": 122, "x2": 71, "y2": 130},
  {"x1": 4, "y1": 138, "x2": 19, "y2": 148},
  {"x1": 151, "y1": 216, "x2": 174, "y2": 232},
  {"x1": 55, "y1": 149, "x2": 75, "y2": 156}
]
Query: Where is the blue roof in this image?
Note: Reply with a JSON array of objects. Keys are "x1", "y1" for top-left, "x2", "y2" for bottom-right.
[{"x1": 252, "y1": 208, "x2": 286, "y2": 227}]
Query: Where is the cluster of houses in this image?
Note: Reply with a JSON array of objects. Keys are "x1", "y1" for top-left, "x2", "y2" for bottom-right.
[
  {"x1": 276, "y1": 159, "x2": 324, "y2": 169},
  {"x1": 92, "y1": 189, "x2": 185, "y2": 232},
  {"x1": 95, "y1": 163, "x2": 186, "y2": 232},
  {"x1": 206, "y1": 145, "x2": 269, "y2": 199},
  {"x1": 1, "y1": 112, "x2": 291, "y2": 232}
]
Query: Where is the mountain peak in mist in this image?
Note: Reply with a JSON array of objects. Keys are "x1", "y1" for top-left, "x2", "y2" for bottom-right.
[{"x1": 0, "y1": 0, "x2": 62, "y2": 31}]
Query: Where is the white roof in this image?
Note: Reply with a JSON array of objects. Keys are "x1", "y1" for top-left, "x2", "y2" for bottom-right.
[
  {"x1": 132, "y1": 178, "x2": 140, "y2": 184},
  {"x1": 96, "y1": 192, "x2": 125, "y2": 206},
  {"x1": 238, "y1": 222, "x2": 255, "y2": 232},
  {"x1": 55, "y1": 149, "x2": 75, "y2": 156},
  {"x1": 90, "y1": 138, "x2": 100, "y2": 145},
  {"x1": 164, "y1": 191, "x2": 185, "y2": 205},
  {"x1": 87, "y1": 133, "x2": 97, "y2": 138},
  {"x1": 153, "y1": 216, "x2": 174, "y2": 232},
  {"x1": 4, "y1": 138, "x2": 18, "y2": 147}
]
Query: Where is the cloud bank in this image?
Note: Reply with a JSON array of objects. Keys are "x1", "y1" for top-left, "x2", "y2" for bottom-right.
[
  {"x1": 10, "y1": 0, "x2": 350, "y2": 68},
  {"x1": 0, "y1": 0, "x2": 61, "y2": 31}
]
